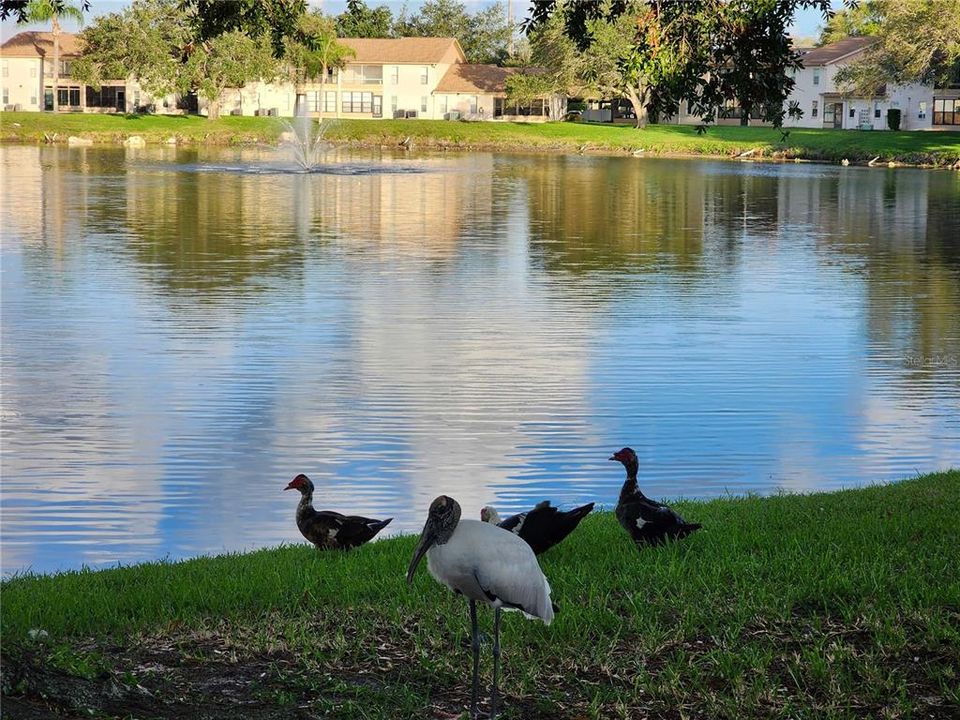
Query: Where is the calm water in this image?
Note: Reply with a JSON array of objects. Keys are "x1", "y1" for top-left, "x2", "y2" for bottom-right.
[{"x1": 2, "y1": 144, "x2": 958, "y2": 576}]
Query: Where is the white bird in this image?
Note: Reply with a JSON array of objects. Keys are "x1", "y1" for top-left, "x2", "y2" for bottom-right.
[{"x1": 406, "y1": 495, "x2": 555, "y2": 720}]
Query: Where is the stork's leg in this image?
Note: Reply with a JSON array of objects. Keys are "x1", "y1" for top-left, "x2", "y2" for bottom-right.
[
  {"x1": 469, "y1": 599, "x2": 480, "y2": 720},
  {"x1": 490, "y1": 607, "x2": 501, "y2": 719}
]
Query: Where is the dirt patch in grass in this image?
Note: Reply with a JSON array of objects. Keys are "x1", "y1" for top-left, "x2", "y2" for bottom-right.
[{"x1": 4, "y1": 610, "x2": 957, "y2": 719}]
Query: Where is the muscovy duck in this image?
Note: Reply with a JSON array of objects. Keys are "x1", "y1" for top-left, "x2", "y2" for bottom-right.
[
  {"x1": 284, "y1": 473, "x2": 392, "y2": 550},
  {"x1": 480, "y1": 500, "x2": 595, "y2": 556},
  {"x1": 609, "y1": 447, "x2": 701, "y2": 547}
]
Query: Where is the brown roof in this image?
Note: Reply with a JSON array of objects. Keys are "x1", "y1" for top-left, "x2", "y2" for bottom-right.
[
  {"x1": 435, "y1": 64, "x2": 543, "y2": 94},
  {"x1": 802, "y1": 36, "x2": 876, "y2": 66},
  {"x1": 1, "y1": 30, "x2": 82, "y2": 58},
  {"x1": 340, "y1": 37, "x2": 463, "y2": 64}
]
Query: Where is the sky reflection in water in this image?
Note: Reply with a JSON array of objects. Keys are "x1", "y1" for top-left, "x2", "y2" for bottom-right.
[{"x1": 1, "y1": 145, "x2": 958, "y2": 575}]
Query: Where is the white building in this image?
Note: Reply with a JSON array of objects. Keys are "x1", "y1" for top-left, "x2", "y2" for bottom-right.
[{"x1": 783, "y1": 37, "x2": 936, "y2": 131}]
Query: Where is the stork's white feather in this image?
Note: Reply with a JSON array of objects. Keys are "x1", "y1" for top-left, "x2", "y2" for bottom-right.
[{"x1": 426, "y1": 519, "x2": 554, "y2": 625}]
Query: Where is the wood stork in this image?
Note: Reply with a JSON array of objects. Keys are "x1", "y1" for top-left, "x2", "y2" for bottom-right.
[
  {"x1": 284, "y1": 474, "x2": 392, "y2": 550},
  {"x1": 406, "y1": 495, "x2": 555, "y2": 720},
  {"x1": 480, "y1": 500, "x2": 595, "y2": 555},
  {"x1": 609, "y1": 448, "x2": 702, "y2": 547}
]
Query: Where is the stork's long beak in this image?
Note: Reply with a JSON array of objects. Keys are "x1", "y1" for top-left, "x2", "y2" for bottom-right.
[{"x1": 406, "y1": 520, "x2": 437, "y2": 586}]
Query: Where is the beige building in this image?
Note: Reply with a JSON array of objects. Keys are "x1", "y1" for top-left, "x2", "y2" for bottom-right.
[
  {"x1": 210, "y1": 37, "x2": 564, "y2": 121},
  {"x1": 1, "y1": 30, "x2": 179, "y2": 113},
  {"x1": 3, "y1": 32, "x2": 563, "y2": 121}
]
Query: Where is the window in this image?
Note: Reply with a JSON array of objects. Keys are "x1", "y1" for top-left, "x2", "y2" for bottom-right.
[
  {"x1": 390, "y1": 95, "x2": 397, "y2": 113},
  {"x1": 813, "y1": 68, "x2": 820, "y2": 86},
  {"x1": 57, "y1": 87, "x2": 79, "y2": 106},
  {"x1": 342, "y1": 65, "x2": 381, "y2": 85},
  {"x1": 1, "y1": 60, "x2": 7, "y2": 77},
  {"x1": 420, "y1": 96, "x2": 427, "y2": 112},
  {"x1": 811, "y1": 100, "x2": 818, "y2": 118},
  {"x1": 439, "y1": 96, "x2": 447, "y2": 114},
  {"x1": 324, "y1": 91, "x2": 336, "y2": 113},
  {"x1": 2, "y1": 88, "x2": 8, "y2": 104},
  {"x1": 59, "y1": 60, "x2": 73, "y2": 76},
  {"x1": 342, "y1": 91, "x2": 373, "y2": 113},
  {"x1": 933, "y1": 97, "x2": 960, "y2": 125},
  {"x1": 30, "y1": 66, "x2": 37, "y2": 78},
  {"x1": 390, "y1": 66, "x2": 399, "y2": 85},
  {"x1": 874, "y1": 102, "x2": 881, "y2": 119},
  {"x1": 420, "y1": 66, "x2": 429, "y2": 84},
  {"x1": 849, "y1": 107, "x2": 856, "y2": 118},
  {"x1": 918, "y1": 101, "x2": 927, "y2": 119},
  {"x1": 30, "y1": 94, "x2": 37, "y2": 105},
  {"x1": 470, "y1": 95, "x2": 478, "y2": 114},
  {"x1": 86, "y1": 85, "x2": 124, "y2": 108}
]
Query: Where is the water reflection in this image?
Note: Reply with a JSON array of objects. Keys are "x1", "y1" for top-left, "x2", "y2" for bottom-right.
[{"x1": 1, "y1": 146, "x2": 957, "y2": 575}]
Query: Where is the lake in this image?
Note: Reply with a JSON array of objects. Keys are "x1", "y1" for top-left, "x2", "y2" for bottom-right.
[{"x1": 1, "y1": 144, "x2": 958, "y2": 576}]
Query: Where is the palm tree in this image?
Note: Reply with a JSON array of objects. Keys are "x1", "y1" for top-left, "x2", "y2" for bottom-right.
[
  {"x1": 286, "y1": 13, "x2": 354, "y2": 119},
  {"x1": 25, "y1": 0, "x2": 84, "y2": 112}
]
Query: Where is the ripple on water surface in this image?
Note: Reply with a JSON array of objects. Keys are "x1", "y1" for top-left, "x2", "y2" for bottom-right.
[{"x1": 1, "y1": 146, "x2": 958, "y2": 574}]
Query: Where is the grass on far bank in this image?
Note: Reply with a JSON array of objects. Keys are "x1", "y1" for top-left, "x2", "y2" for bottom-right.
[
  {"x1": 3, "y1": 110, "x2": 960, "y2": 166},
  {"x1": 3, "y1": 471, "x2": 959, "y2": 719}
]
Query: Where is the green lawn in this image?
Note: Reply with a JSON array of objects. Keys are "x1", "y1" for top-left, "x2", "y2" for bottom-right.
[
  {"x1": 3, "y1": 471, "x2": 958, "y2": 719},
  {"x1": 3, "y1": 111, "x2": 959, "y2": 165}
]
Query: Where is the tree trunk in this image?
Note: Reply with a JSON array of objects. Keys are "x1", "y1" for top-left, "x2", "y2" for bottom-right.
[
  {"x1": 626, "y1": 86, "x2": 648, "y2": 129},
  {"x1": 318, "y1": 63, "x2": 326, "y2": 121},
  {"x1": 740, "y1": 112, "x2": 749, "y2": 126},
  {"x1": 52, "y1": 16, "x2": 61, "y2": 112},
  {"x1": 207, "y1": 98, "x2": 220, "y2": 120}
]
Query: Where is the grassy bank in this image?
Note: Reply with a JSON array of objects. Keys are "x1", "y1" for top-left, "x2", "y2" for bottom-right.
[
  {"x1": 3, "y1": 111, "x2": 959, "y2": 166},
  {"x1": 3, "y1": 471, "x2": 959, "y2": 719}
]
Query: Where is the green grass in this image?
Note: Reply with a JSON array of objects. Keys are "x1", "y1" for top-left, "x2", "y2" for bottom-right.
[
  {"x1": 3, "y1": 471, "x2": 959, "y2": 719},
  {"x1": 3, "y1": 111, "x2": 959, "y2": 165}
]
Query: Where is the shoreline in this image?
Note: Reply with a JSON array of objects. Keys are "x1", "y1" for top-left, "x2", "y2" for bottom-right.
[
  {"x1": 3, "y1": 470, "x2": 958, "y2": 719},
  {"x1": 3, "y1": 112, "x2": 959, "y2": 168}
]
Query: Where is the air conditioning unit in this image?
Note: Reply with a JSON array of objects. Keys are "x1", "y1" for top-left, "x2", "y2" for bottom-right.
[
  {"x1": 229, "y1": 108, "x2": 243, "y2": 116},
  {"x1": 444, "y1": 111, "x2": 460, "y2": 121},
  {"x1": 405, "y1": 110, "x2": 418, "y2": 118},
  {"x1": 267, "y1": 108, "x2": 278, "y2": 117},
  {"x1": 393, "y1": 109, "x2": 406, "y2": 119}
]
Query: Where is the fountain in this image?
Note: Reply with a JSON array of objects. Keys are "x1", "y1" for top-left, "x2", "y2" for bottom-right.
[{"x1": 280, "y1": 107, "x2": 330, "y2": 171}]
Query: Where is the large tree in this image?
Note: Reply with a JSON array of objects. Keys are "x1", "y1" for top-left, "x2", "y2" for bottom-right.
[
  {"x1": 335, "y1": 0, "x2": 393, "y2": 38},
  {"x1": 22, "y1": 0, "x2": 84, "y2": 113},
  {"x1": 525, "y1": 0, "x2": 834, "y2": 129},
  {"x1": 395, "y1": 0, "x2": 512, "y2": 64},
  {"x1": 188, "y1": 30, "x2": 278, "y2": 119},
  {"x1": 72, "y1": 0, "x2": 192, "y2": 101},
  {"x1": 834, "y1": 0, "x2": 960, "y2": 95}
]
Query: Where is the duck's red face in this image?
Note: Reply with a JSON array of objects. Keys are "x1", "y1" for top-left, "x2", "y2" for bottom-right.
[
  {"x1": 609, "y1": 447, "x2": 636, "y2": 464},
  {"x1": 284, "y1": 474, "x2": 310, "y2": 491}
]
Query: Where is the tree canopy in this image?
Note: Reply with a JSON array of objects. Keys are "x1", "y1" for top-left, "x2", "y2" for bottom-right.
[
  {"x1": 817, "y1": 0, "x2": 883, "y2": 45},
  {"x1": 1, "y1": 0, "x2": 87, "y2": 21},
  {"x1": 181, "y1": 0, "x2": 305, "y2": 57},
  {"x1": 335, "y1": 0, "x2": 393, "y2": 39},
  {"x1": 395, "y1": 0, "x2": 513, "y2": 64}
]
